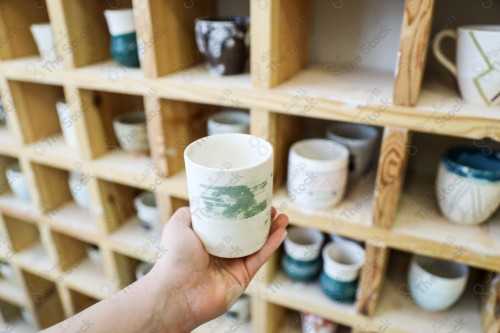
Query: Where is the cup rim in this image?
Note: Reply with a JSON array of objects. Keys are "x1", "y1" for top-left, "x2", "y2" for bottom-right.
[
  {"x1": 195, "y1": 16, "x2": 250, "y2": 25},
  {"x1": 290, "y1": 139, "x2": 349, "y2": 162},
  {"x1": 322, "y1": 241, "x2": 365, "y2": 269},
  {"x1": 286, "y1": 227, "x2": 324, "y2": 247},
  {"x1": 442, "y1": 146, "x2": 500, "y2": 181},
  {"x1": 113, "y1": 111, "x2": 146, "y2": 126},
  {"x1": 208, "y1": 110, "x2": 250, "y2": 126},
  {"x1": 134, "y1": 191, "x2": 157, "y2": 209},
  {"x1": 458, "y1": 25, "x2": 500, "y2": 32},
  {"x1": 326, "y1": 123, "x2": 379, "y2": 142},
  {"x1": 412, "y1": 254, "x2": 469, "y2": 280}
]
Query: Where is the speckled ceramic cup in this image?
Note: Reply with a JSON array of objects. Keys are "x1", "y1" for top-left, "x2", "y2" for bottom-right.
[
  {"x1": 112, "y1": 111, "x2": 149, "y2": 153},
  {"x1": 207, "y1": 110, "x2": 250, "y2": 135},
  {"x1": 184, "y1": 134, "x2": 273, "y2": 258}
]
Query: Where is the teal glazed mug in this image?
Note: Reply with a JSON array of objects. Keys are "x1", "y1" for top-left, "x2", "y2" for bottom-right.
[{"x1": 104, "y1": 9, "x2": 140, "y2": 68}]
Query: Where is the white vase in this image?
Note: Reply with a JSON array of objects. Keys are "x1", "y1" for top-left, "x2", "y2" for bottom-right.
[
  {"x1": 112, "y1": 111, "x2": 149, "y2": 153},
  {"x1": 134, "y1": 192, "x2": 162, "y2": 236},
  {"x1": 184, "y1": 134, "x2": 274, "y2": 258},
  {"x1": 5, "y1": 162, "x2": 31, "y2": 202},
  {"x1": 30, "y1": 23, "x2": 58, "y2": 62},
  {"x1": 56, "y1": 99, "x2": 79, "y2": 148},
  {"x1": 68, "y1": 171, "x2": 90, "y2": 210},
  {"x1": 207, "y1": 110, "x2": 250, "y2": 135}
]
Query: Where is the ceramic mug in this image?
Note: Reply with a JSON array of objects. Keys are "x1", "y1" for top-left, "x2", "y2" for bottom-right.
[
  {"x1": 320, "y1": 241, "x2": 365, "y2": 303},
  {"x1": 55, "y1": 99, "x2": 78, "y2": 148},
  {"x1": 135, "y1": 261, "x2": 154, "y2": 280},
  {"x1": 207, "y1": 110, "x2": 250, "y2": 135},
  {"x1": 104, "y1": 9, "x2": 140, "y2": 68},
  {"x1": 326, "y1": 123, "x2": 379, "y2": 178},
  {"x1": 287, "y1": 139, "x2": 349, "y2": 212},
  {"x1": 134, "y1": 192, "x2": 162, "y2": 236},
  {"x1": 282, "y1": 227, "x2": 324, "y2": 282},
  {"x1": 112, "y1": 111, "x2": 149, "y2": 153},
  {"x1": 301, "y1": 312, "x2": 337, "y2": 333},
  {"x1": 86, "y1": 244, "x2": 101, "y2": 266},
  {"x1": 436, "y1": 146, "x2": 500, "y2": 225},
  {"x1": 6, "y1": 161, "x2": 31, "y2": 202},
  {"x1": 184, "y1": 134, "x2": 273, "y2": 258},
  {"x1": 433, "y1": 25, "x2": 500, "y2": 106},
  {"x1": 227, "y1": 295, "x2": 250, "y2": 322},
  {"x1": 30, "y1": 23, "x2": 58, "y2": 63},
  {"x1": 68, "y1": 171, "x2": 90, "y2": 210},
  {"x1": 408, "y1": 254, "x2": 469, "y2": 312},
  {"x1": 195, "y1": 17, "x2": 250, "y2": 76}
]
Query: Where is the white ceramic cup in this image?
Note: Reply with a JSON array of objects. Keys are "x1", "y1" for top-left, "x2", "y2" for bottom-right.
[
  {"x1": 322, "y1": 241, "x2": 365, "y2": 282},
  {"x1": 6, "y1": 161, "x2": 31, "y2": 202},
  {"x1": 302, "y1": 312, "x2": 337, "y2": 333},
  {"x1": 86, "y1": 244, "x2": 101, "y2": 267},
  {"x1": 112, "y1": 111, "x2": 149, "y2": 153},
  {"x1": 0, "y1": 99, "x2": 6, "y2": 125},
  {"x1": 104, "y1": 9, "x2": 136, "y2": 36},
  {"x1": 284, "y1": 227, "x2": 324, "y2": 261},
  {"x1": 56, "y1": 99, "x2": 78, "y2": 148},
  {"x1": 30, "y1": 23, "x2": 58, "y2": 62},
  {"x1": 227, "y1": 295, "x2": 250, "y2": 322},
  {"x1": 433, "y1": 25, "x2": 500, "y2": 106},
  {"x1": 0, "y1": 262, "x2": 16, "y2": 285},
  {"x1": 287, "y1": 139, "x2": 348, "y2": 212},
  {"x1": 134, "y1": 192, "x2": 162, "y2": 236},
  {"x1": 68, "y1": 171, "x2": 90, "y2": 210},
  {"x1": 184, "y1": 134, "x2": 273, "y2": 258},
  {"x1": 135, "y1": 261, "x2": 154, "y2": 280},
  {"x1": 0, "y1": 156, "x2": 12, "y2": 195},
  {"x1": 326, "y1": 123, "x2": 379, "y2": 178},
  {"x1": 21, "y1": 308, "x2": 34, "y2": 326},
  {"x1": 408, "y1": 254, "x2": 469, "y2": 312},
  {"x1": 207, "y1": 110, "x2": 250, "y2": 136}
]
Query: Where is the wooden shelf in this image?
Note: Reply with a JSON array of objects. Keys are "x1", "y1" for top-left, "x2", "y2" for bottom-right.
[
  {"x1": 0, "y1": 127, "x2": 19, "y2": 157},
  {"x1": 63, "y1": 258, "x2": 109, "y2": 301},
  {"x1": 0, "y1": 277, "x2": 28, "y2": 308},
  {"x1": 13, "y1": 243, "x2": 57, "y2": 281},
  {"x1": 0, "y1": 317, "x2": 37, "y2": 333},
  {"x1": 108, "y1": 217, "x2": 159, "y2": 261},
  {"x1": 26, "y1": 135, "x2": 81, "y2": 170},
  {"x1": 0, "y1": 194, "x2": 36, "y2": 222},
  {"x1": 46, "y1": 202, "x2": 98, "y2": 243}
]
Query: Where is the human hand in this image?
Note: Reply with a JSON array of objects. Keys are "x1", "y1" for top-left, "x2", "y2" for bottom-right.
[{"x1": 148, "y1": 206, "x2": 288, "y2": 332}]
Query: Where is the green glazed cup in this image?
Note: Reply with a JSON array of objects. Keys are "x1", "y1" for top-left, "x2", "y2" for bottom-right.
[
  {"x1": 282, "y1": 253, "x2": 322, "y2": 282},
  {"x1": 320, "y1": 271, "x2": 359, "y2": 303},
  {"x1": 110, "y1": 32, "x2": 140, "y2": 68}
]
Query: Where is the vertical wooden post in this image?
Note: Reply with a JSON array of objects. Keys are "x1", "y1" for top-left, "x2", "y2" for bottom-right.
[
  {"x1": 482, "y1": 274, "x2": 500, "y2": 333},
  {"x1": 251, "y1": 295, "x2": 286, "y2": 333},
  {"x1": 393, "y1": 0, "x2": 435, "y2": 106}
]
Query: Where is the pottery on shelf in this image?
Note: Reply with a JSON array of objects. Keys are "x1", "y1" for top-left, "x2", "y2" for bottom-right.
[
  {"x1": 301, "y1": 312, "x2": 338, "y2": 333},
  {"x1": 0, "y1": 156, "x2": 12, "y2": 195},
  {"x1": 104, "y1": 9, "x2": 140, "y2": 68},
  {"x1": 6, "y1": 161, "x2": 31, "y2": 202},
  {"x1": 184, "y1": 133, "x2": 273, "y2": 258},
  {"x1": 30, "y1": 23, "x2": 58, "y2": 63},
  {"x1": 86, "y1": 244, "x2": 102, "y2": 266},
  {"x1": 207, "y1": 110, "x2": 250, "y2": 135},
  {"x1": 135, "y1": 261, "x2": 154, "y2": 280},
  {"x1": 0, "y1": 99, "x2": 6, "y2": 126},
  {"x1": 0, "y1": 262, "x2": 16, "y2": 285},
  {"x1": 112, "y1": 111, "x2": 149, "y2": 153},
  {"x1": 56, "y1": 99, "x2": 79, "y2": 148},
  {"x1": 134, "y1": 191, "x2": 162, "y2": 236},
  {"x1": 195, "y1": 16, "x2": 250, "y2": 76},
  {"x1": 436, "y1": 145, "x2": 500, "y2": 225},
  {"x1": 227, "y1": 295, "x2": 250, "y2": 322},
  {"x1": 21, "y1": 308, "x2": 34, "y2": 326},
  {"x1": 68, "y1": 171, "x2": 91, "y2": 210}
]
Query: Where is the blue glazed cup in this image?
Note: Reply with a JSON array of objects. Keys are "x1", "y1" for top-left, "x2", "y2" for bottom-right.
[
  {"x1": 104, "y1": 9, "x2": 140, "y2": 68},
  {"x1": 436, "y1": 145, "x2": 500, "y2": 225},
  {"x1": 282, "y1": 227, "x2": 324, "y2": 281},
  {"x1": 282, "y1": 253, "x2": 322, "y2": 282}
]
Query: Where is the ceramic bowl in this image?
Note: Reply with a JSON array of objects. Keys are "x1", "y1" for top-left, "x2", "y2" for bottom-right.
[
  {"x1": 287, "y1": 139, "x2": 349, "y2": 212},
  {"x1": 326, "y1": 122, "x2": 379, "y2": 178},
  {"x1": 436, "y1": 146, "x2": 500, "y2": 225},
  {"x1": 301, "y1": 312, "x2": 338, "y2": 333},
  {"x1": 86, "y1": 244, "x2": 102, "y2": 266},
  {"x1": 195, "y1": 17, "x2": 250, "y2": 76},
  {"x1": 6, "y1": 161, "x2": 31, "y2": 202},
  {"x1": 184, "y1": 134, "x2": 273, "y2": 258},
  {"x1": 135, "y1": 261, "x2": 154, "y2": 280},
  {"x1": 134, "y1": 192, "x2": 162, "y2": 236},
  {"x1": 408, "y1": 254, "x2": 469, "y2": 312},
  {"x1": 207, "y1": 110, "x2": 250, "y2": 135},
  {"x1": 30, "y1": 23, "x2": 58, "y2": 62},
  {"x1": 112, "y1": 111, "x2": 149, "y2": 153},
  {"x1": 56, "y1": 99, "x2": 78, "y2": 148},
  {"x1": 227, "y1": 295, "x2": 250, "y2": 322},
  {"x1": 68, "y1": 171, "x2": 90, "y2": 210},
  {"x1": 104, "y1": 9, "x2": 140, "y2": 68}
]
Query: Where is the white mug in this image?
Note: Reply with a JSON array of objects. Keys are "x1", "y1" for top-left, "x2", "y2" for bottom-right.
[
  {"x1": 6, "y1": 162, "x2": 31, "y2": 202},
  {"x1": 433, "y1": 25, "x2": 500, "y2": 106},
  {"x1": 207, "y1": 110, "x2": 250, "y2": 135},
  {"x1": 56, "y1": 99, "x2": 79, "y2": 148},
  {"x1": 30, "y1": 23, "x2": 58, "y2": 63},
  {"x1": 68, "y1": 171, "x2": 90, "y2": 210}
]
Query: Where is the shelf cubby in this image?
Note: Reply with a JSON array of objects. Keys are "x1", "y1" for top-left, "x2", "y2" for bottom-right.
[
  {"x1": 0, "y1": 299, "x2": 36, "y2": 333},
  {"x1": 0, "y1": 259, "x2": 27, "y2": 308},
  {"x1": 68, "y1": 288, "x2": 98, "y2": 314}
]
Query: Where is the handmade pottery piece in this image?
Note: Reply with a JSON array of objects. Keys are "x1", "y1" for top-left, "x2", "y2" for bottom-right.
[
  {"x1": 112, "y1": 111, "x2": 149, "y2": 153},
  {"x1": 30, "y1": 23, "x2": 58, "y2": 63},
  {"x1": 104, "y1": 9, "x2": 140, "y2": 68},
  {"x1": 227, "y1": 295, "x2": 250, "y2": 322},
  {"x1": 436, "y1": 146, "x2": 500, "y2": 225},
  {"x1": 195, "y1": 17, "x2": 250, "y2": 76},
  {"x1": 0, "y1": 262, "x2": 16, "y2": 285},
  {"x1": 408, "y1": 254, "x2": 469, "y2": 312},
  {"x1": 86, "y1": 244, "x2": 101, "y2": 266},
  {"x1": 207, "y1": 110, "x2": 250, "y2": 135},
  {"x1": 184, "y1": 133, "x2": 273, "y2": 258},
  {"x1": 0, "y1": 156, "x2": 12, "y2": 195},
  {"x1": 56, "y1": 99, "x2": 78, "y2": 148},
  {"x1": 287, "y1": 139, "x2": 349, "y2": 212},
  {"x1": 6, "y1": 161, "x2": 31, "y2": 202},
  {"x1": 68, "y1": 171, "x2": 90, "y2": 210},
  {"x1": 320, "y1": 240, "x2": 365, "y2": 303},
  {"x1": 326, "y1": 122, "x2": 379, "y2": 178},
  {"x1": 135, "y1": 261, "x2": 154, "y2": 280},
  {"x1": 433, "y1": 25, "x2": 500, "y2": 105},
  {"x1": 301, "y1": 312, "x2": 337, "y2": 333},
  {"x1": 21, "y1": 308, "x2": 34, "y2": 326},
  {"x1": 0, "y1": 99, "x2": 6, "y2": 126},
  {"x1": 134, "y1": 192, "x2": 162, "y2": 236},
  {"x1": 329, "y1": 234, "x2": 363, "y2": 246}
]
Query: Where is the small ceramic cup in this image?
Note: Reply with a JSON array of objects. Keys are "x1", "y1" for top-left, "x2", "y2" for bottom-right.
[
  {"x1": 134, "y1": 192, "x2": 162, "y2": 236},
  {"x1": 0, "y1": 99, "x2": 6, "y2": 126},
  {"x1": 68, "y1": 171, "x2": 90, "y2": 210},
  {"x1": 329, "y1": 234, "x2": 363, "y2": 246},
  {"x1": 56, "y1": 99, "x2": 78, "y2": 148},
  {"x1": 227, "y1": 295, "x2": 250, "y2": 322},
  {"x1": 0, "y1": 156, "x2": 12, "y2": 195},
  {"x1": 104, "y1": 9, "x2": 140, "y2": 68},
  {"x1": 301, "y1": 312, "x2": 337, "y2": 333},
  {"x1": 195, "y1": 17, "x2": 250, "y2": 76},
  {"x1": 86, "y1": 244, "x2": 101, "y2": 266},
  {"x1": 112, "y1": 111, "x2": 149, "y2": 153},
  {"x1": 0, "y1": 262, "x2": 16, "y2": 284},
  {"x1": 30, "y1": 23, "x2": 58, "y2": 63},
  {"x1": 207, "y1": 110, "x2": 250, "y2": 135},
  {"x1": 135, "y1": 261, "x2": 154, "y2": 280},
  {"x1": 287, "y1": 139, "x2": 349, "y2": 212},
  {"x1": 326, "y1": 123, "x2": 379, "y2": 178},
  {"x1": 21, "y1": 308, "x2": 34, "y2": 326},
  {"x1": 436, "y1": 146, "x2": 500, "y2": 225},
  {"x1": 6, "y1": 161, "x2": 31, "y2": 202},
  {"x1": 282, "y1": 227, "x2": 324, "y2": 282},
  {"x1": 320, "y1": 241, "x2": 365, "y2": 303},
  {"x1": 408, "y1": 254, "x2": 469, "y2": 312}
]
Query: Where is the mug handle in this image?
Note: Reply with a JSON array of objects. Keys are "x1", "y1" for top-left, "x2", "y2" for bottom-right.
[{"x1": 432, "y1": 29, "x2": 458, "y2": 76}]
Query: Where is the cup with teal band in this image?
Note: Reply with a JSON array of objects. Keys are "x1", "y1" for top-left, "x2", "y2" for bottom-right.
[
  {"x1": 320, "y1": 240, "x2": 365, "y2": 303},
  {"x1": 282, "y1": 227, "x2": 324, "y2": 282},
  {"x1": 104, "y1": 9, "x2": 140, "y2": 68}
]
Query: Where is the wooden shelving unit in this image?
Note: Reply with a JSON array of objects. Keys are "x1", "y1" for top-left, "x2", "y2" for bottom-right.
[{"x1": 0, "y1": 0, "x2": 499, "y2": 332}]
